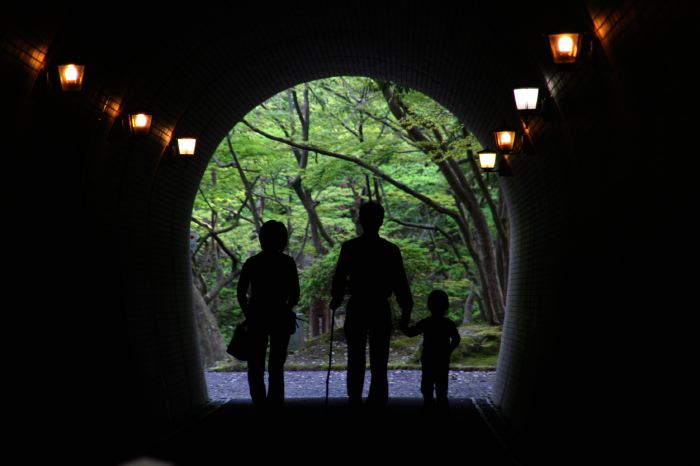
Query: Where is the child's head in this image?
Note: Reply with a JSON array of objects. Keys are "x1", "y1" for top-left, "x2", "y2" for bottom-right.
[
  {"x1": 259, "y1": 220, "x2": 288, "y2": 252},
  {"x1": 427, "y1": 289, "x2": 449, "y2": 316}
]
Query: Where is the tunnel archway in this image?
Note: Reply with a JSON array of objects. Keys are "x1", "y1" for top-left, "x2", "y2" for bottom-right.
[{"x1": 4, "y1": 3, "x2": 682, "y2": 464}]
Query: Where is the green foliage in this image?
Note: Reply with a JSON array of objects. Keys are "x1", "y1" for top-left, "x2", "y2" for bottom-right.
[
  {"x1": 299, "y1": 247, "x2": 341, "y2": 310},
  {"x1": 193, "y1": 76, "x2": 503, "y2": 341}
]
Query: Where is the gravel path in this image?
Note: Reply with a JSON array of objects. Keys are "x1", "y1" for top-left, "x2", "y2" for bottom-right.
[{"x1": 206, "y1": 370, "x2": 495, "y2": 400}]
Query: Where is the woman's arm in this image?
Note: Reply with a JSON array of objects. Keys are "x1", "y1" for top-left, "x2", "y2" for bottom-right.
[
  {"x1": 236, "y1": 260, "x2": 251, "y2": 318},
  {"x1": 448, "y1": 321, "x2": 461, "y2": 352}
]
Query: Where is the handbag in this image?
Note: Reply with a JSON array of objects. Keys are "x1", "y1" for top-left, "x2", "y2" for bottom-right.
[{"x1": 226, "y1": 320, "x2": 250, "y2": 361}]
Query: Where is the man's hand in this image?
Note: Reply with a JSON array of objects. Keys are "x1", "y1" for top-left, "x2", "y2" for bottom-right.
[{"x1": 399, "y1": 315, "x2": 410, "y2": 334}]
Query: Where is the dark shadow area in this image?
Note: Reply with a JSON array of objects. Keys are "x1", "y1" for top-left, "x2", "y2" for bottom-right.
[{"x1": 144, "y1": 398, "x2": 519, "y2": 466}]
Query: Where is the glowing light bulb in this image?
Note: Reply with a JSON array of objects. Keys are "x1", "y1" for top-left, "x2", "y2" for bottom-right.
[
  {"x1": 478, "y1": 151, "x2": 497, "y2": 170},
  {"x1": 58, "y1": 64, "x2": 84, "y2": 91},
  {"x1": 558, "y1": 35, "x2": 574, "y2": 54},
  {"x1": 63, "y1": 64, "x2": 78, "y2": 82},
  {"x1": 135, "y1": 114, "x2": 147, "y2": 127}
]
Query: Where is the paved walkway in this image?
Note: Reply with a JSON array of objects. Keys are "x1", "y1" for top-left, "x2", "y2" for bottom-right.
[{"x1": 206, "y1": 369, "x2": 495, "y2": 400}]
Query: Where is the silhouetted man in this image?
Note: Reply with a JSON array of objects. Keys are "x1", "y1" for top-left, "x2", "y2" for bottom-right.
[
  {"x1": 237, "y1": 220, "x2": 299, "y2": 409},
  {"x1": 330, "y1": 201, "x2": 413, "y2": 408}
]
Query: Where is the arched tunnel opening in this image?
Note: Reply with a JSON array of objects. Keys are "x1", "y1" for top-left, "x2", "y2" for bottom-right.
[
  {"x1": 3, "y1": 4, "x2": 687, "y2": 465},
  {"x1": 197, "y1": 75, "x2": 506, "y2": 403}
]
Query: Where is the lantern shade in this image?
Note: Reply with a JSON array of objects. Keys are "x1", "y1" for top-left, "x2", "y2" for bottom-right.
[
  {"x1": 513, "y1": 88, "x2": 539, "y2": 111},
  {"x1": 548, "y1": 33, "x2": 581, "y2": 64},
  {"x1": 177, "y1": 138, "x2": 197, "y2": 156},
  {"x1": 128, "y1": 113, "x2": 152, "y2": 135},
  {"x1": 58, "y1": 64, "x2": 84, "y2": 91},
  {"x1": 477, "y1": 149, "x2": 497, "y2": 171},
  {"x1": 494, "y1": 128, "x2": 516, "y2": 152}
]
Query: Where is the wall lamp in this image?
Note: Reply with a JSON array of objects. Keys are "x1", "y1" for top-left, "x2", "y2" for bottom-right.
[
  {"x1": 127, "y1": 113, "x2": 152, "y2": 136},
  {"x1": 477, "y1": 149, "x2": 497, "y2": 172},
  {"x1": 548, "y1": 33, "x2": 582, "y2": 64},
  {"x1": 57, "y1": 64, "x2": 85, "y2": 91},
  {"x1": 494, "y1": 126, "x2": 520, "y2": 153},
  {"x1": 513, "y1": 87, "x2": 540, "y2": 128},
  {"x1": 176, "y1": 137, "x2": 197, "y2": 156},
  {"x1": 476, "y1": 148, "x2": 512, "y2": 177},
  {"x1": 161, "y1": 137, "x2": 198, "y2": 166},
  {"x1": 476, "y1": 127, "x2": 524, "y2": 177}
]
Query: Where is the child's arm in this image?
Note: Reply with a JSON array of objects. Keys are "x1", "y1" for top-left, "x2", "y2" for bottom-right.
[
  {"x1": 402, "y1": 319, "x2": 424, "y2": 337},
  {"x1": 448, "y1": 321, "x2": 461, "y2": 352}
]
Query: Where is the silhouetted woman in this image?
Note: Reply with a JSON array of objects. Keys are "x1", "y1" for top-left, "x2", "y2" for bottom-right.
[{"x1": 237, "y1": 220, "x2": 299, "y2": 409}]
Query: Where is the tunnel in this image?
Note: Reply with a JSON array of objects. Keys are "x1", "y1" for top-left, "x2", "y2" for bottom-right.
[{"x1": 3, "y1": 3, "x2": 687, "y2": 465}]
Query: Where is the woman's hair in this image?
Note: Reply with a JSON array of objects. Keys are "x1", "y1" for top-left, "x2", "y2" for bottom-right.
[{"x1": 258, "y1": 220, "x2": 288, "y2": 252}]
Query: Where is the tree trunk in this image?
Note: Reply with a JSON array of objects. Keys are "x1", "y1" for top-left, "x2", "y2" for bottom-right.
[
  {"x1": 439, "y1": 159, "x2": 505, "y2": 323},
  {"x1": 452, "y1": 199, "x2": 497, "y2": 325},
  {"x1": 463, "y1": 287, "x2": 476, "y2": 324},
  {"x1": 287, "y1": 85, "x2": 334, "y2": 254},
  {"x1": 496, "y1": 188, "x2": 510, "y2": 289},
  {"x1": 291, "y1": 176, "x2": 328, "y2": 255},
  {"x1": 192, "y1": 284, "x2": 227, "y2": 368},
  {"x1": 226, "y1": 133, "x2": 262, "y2": 233},
  {"x1": 376, "y1": 80, "x2": 504, "y2": 324}
]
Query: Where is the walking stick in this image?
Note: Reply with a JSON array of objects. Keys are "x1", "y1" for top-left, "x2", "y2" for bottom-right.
[{"x1": 325, "y1": 306, "x2": 336, "y2": 409}]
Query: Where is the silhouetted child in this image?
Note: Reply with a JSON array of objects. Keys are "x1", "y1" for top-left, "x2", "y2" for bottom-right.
[
  {"x1": 402, "y1": 290, "x2": 460, "y2": 409},
  {"x1": 237, "y1": 220, "x2": 299, "y2": 409}
]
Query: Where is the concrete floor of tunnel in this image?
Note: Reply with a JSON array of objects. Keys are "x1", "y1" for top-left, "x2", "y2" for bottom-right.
[{"x1": 141, "y1": 398, "x2": 520, "y2": 465}]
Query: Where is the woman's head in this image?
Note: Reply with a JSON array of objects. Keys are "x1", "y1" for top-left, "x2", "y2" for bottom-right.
[{"x1": 258, "y1": 220, "x2": 288, "y2": 252}]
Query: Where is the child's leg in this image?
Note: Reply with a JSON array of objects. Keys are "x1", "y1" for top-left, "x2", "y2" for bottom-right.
[
  {"x1": 435, "y1": 361, "x2": 449, "y2": 407},
  {"x1": 421, "y1": 362, "x2": 435, "y2": 405}
]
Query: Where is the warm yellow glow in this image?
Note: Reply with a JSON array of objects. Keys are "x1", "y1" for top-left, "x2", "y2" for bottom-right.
[
  {"x1": 63, "y1": 64, "x2": 78, "y2": 82},
  {"x1": 494, "y1": 129, "x2": 516, "y2": 151},
  {"x1": 134, "y1": 114, "x2": 148, "y2": 127},
  {"x1": 548, "y1": 33, "x2": 580, "y2": 64},
  {"x1": 478, "y1": 151, "x2": 497, "y2": 170},
  {"x1": 557, "y1": 35, "x2": 574, "y2": 53},
  {"x1": 58, "y1": 64, "x2": 84, "y2": 91},
  {"x1": 12, "y1": 38, "x2": 47, "y2": 71},
  {"x1": 129, "y1": 113, "x2": 152, "y2": 135},
  {"x1": 177, "y1": 138, "x2": 197, "y2": 156}
]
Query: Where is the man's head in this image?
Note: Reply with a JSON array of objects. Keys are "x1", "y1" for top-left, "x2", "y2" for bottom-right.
[
  {"x1": 259, "y1": 220, "x2": 288, "y2": 252},
  {"x1": 358, "y1": 201, "x2": 384, "y2": 235},
  {"x1": 427, "y1": 289, "x2": 449, "y2": 316}
]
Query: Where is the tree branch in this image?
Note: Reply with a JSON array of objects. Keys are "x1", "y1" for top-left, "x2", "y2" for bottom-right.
[{"x1": 241, "y1": 119, "x2": 459, "y2": 219}]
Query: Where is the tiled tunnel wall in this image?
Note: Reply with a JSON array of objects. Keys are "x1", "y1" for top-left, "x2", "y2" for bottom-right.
[{"x1": 2, "y1": 2, "x2": 685, "y2": 462}]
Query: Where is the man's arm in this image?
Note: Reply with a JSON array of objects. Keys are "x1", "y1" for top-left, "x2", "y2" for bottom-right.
[
  {"x1": 403, "y1": 319, "x2": 423, "y2": 338},
  {"x1": 330, "y1": 244, "x2": 348, "y2": 311},
  {"x1": 393, "y1": 247, "x2": 413, "y2": 327}
]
